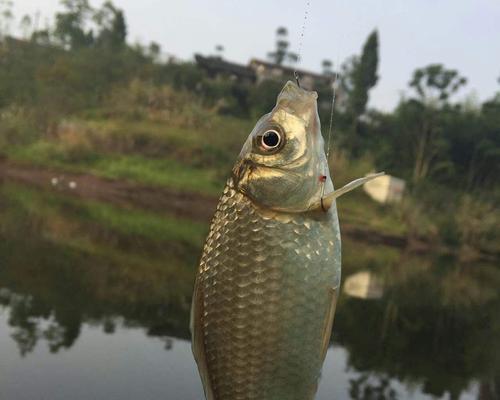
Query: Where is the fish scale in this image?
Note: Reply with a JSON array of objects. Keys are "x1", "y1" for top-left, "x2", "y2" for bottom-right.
[{"x1": 192, "y1": 178, "x2": 341, "y2": 400}]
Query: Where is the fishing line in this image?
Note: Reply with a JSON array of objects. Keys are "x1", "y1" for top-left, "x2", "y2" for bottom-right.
[
  {"x1": 293, "y1": 0, "x2": 338, "y2": 203},
  {"x1": 325, "y1": 72, "x2": 339, "y2": 171},
  {"x1": 293, "y1": 1, "x2": 311, "y2": 87},
  {"x1": 320, "y1": 10, "x2": 342, "y2": 200}
]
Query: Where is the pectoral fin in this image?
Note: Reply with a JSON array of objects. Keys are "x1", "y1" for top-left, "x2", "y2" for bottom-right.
[
  {"x1": 320, "y1": 287, "x2": 338, "y2": 361},
  {"x1": 310, "y1": 172, "x2": 385, "y2": 212}
]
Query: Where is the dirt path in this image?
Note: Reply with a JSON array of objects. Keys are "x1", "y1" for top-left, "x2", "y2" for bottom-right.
[
  {"x1": 0, "y1": 160, "x2": 410, "y2": 248},
  {"x1": 0, "y1": 160, "x2": 218, "y2": 222}
]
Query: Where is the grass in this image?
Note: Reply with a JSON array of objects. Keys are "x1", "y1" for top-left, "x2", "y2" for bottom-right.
[
  {"x1": 5, "y1": 115, "x2": 255, "y2": 196},
  {"x1": 80, "y1": 198, "x2": 207, "y2": 247},
  {"x1": 8, "y1": 141, "x2": 224, "y2": 195},
  {"x1": 92, "y1": 155, "x2": 222, "y2": 195},
  {"x1": 2, "y1": 183, "x2": 208, "y2": 250}
]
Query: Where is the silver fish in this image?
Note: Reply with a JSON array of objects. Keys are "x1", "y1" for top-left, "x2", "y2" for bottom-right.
[{"x1": 191, "y1": 81, "x2": 382, "y2": 400}]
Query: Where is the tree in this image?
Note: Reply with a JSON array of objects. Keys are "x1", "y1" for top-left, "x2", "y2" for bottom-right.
[
  {"x1": 409, "y1": 64, "x2": 467, "y2": 105},
  {"x1": 0, "y1": 0, "x2": 13, "y2": 39},
  {"x1": 148, "y1": 41, "x2": 161, "y2": 62},
  {"x1": 347, "y1": 30, "x2": 379, "y2": 118},
  {"x1": 373, "y1": 65, "x2": 469, "y2": 187},
  {"x1": 94, "y1": 1, "x2": 127, "y2": 49},
  {"x1": 406, "y1": 64, "x2": 467, "y2": 185},
  {"x1": 215, "y1": 44, "x2": 224, "y2": 58},
  {"x1": 267, "y1": 26, "x2": 297, "y2": 66},
  {"x1": 19, "y1": 15, "x2": 33, "y2": 39},
  {"x1": 322, "y1": 59, "x2": 333, "y2": 76},
  {"x1": 54, "y1": 0, "x2": 94, "y2": 49},
  {"x1": 339, "y1": 30, "x2": 379, "y2": 155}
]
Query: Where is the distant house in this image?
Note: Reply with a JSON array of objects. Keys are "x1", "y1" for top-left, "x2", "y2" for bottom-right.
[
  {"x1": 363, "y1": 174, "x2": 406, "y2": 204},
  {"x1": 249, "y1": 58, "x2": 333, "y2": 91},
  {"x1": 194, "y1": 54, "x2": 256, "y2": 84},
  {"x1": 194, "y1": 54, "x2": 335, "y2": 91}
]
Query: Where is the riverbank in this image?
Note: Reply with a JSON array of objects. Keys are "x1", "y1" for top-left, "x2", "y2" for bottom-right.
[
  {"x1": 0, "y1": 159, "x2": 456, "y2": 256},
  {"x1": 0, "y1": 115, "x2": 497, "y2": 262}
]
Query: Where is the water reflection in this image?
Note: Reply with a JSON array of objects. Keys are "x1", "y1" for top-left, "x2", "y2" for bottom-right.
[
  {"x1": 344, "y1": 271, "x2": 384, "y2": 299},
  {"x1": 0, "y1": 182, "x2": 499, "y2": 399}
]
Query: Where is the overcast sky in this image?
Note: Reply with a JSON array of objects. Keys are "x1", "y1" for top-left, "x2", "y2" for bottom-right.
[{"x1": 11, "y1": 0, "x2": 500, "y2": 111}]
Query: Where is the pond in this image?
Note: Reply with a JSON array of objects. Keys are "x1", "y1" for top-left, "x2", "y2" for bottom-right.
[{"x1": 0, "y1": 182, "x2": 498, "y2": 400}]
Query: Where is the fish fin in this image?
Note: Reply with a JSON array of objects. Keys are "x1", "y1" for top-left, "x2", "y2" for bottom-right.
[
  {"x1": 309, "y1": 172, "x2": 385, "y2": 211},
  {"x1": 319, "y1": 286, "x2": 338, "y2": 362},
  {"x1": 190, "y1": 280, "x2": 215, "y2": 400},
  {"x1": 330, "y1": 172, "x2": 385, "y2": 200}
]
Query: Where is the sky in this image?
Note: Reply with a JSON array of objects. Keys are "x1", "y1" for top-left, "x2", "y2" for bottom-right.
[{"x1": 10, "y1": 0, "x2": 500, "y2": 111}]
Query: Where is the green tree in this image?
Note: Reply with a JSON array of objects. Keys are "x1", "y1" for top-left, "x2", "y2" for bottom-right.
[
  {"x1": 19, "y1": 15, "x2": 33, "y2": 39},
  {"x1": 407, "y1": 65, "x2": 467, "y2": 185},
  {"x1": 339, "y1": 30, "x2": 379, "y2": 155},
  {"x1": 371, "y1": 64, "x2": 471, "y2": 189},
  {"x1": 0, "y1": 0, "x2": 13, "y2": 39},
  {"x1": 94, "y1": 1, "x2": 127, "y2": 49},
  {"x1": 347, "y1": 30, "x2": 379, "y2": 118},
  {"x1": 215, "y1": 44, "x2": 224, "y2": 58},
  {"x1": 267, "y1": 26, "x2": 297, "y2": 66},
  {"x1": 409, "y1": 64, "x2": 467, "y2": 105},
  {"x1": 148, "y1": 41, "x2": 161, "y2": 62},
  {"x1": 54, "y1": 0, "x2": 94, "y2": 49},
  {"x1": 322, "y1": 59, "x2": 333, "y2": 76}
]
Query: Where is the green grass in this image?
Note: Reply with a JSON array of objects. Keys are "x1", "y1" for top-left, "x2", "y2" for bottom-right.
[
  {"x1": 5, "y1": 114, "x2": 255, "y2": 196},
  {"x1": 8, "y1": 142, "x2": 224, "y2": 196},
  {"x1": 2, "y1": 183, "x2": 207, "y2": 249},
  {"x1": 81, "y1": 199, "x2": 207, "y2": 247},
  {"x1": 92, "y1": 155, "x2": 222, "y2": 195}
]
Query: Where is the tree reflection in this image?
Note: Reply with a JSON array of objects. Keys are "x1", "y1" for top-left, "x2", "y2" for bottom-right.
[
  {"x1": 349, "y1": 374, "x2": 397, "y2": 400},
  {"x1": 336, "y1": 251, "x2": 500, "y2": 399},
  {"x1": 0, "y1": 184, "x2": 196, "y2": 357}
]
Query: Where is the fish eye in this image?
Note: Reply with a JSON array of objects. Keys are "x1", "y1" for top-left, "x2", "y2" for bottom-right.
[{"x1": 260, "y1": 130, "x2": 282, "y2": 151}]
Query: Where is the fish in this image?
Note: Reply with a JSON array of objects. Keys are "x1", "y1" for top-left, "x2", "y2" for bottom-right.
[{"x1": 191, "y1": 81, "x2": 382, "y2": 400}]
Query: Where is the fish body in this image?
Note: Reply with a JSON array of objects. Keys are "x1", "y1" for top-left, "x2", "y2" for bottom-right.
[{"x1": 191, "y1": 82, "x2": 341, "y2": 400}]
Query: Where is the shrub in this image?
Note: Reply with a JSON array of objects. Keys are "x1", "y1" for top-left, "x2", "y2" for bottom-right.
[
  {"x1": 104, "y1": 80, "x2": 215, "y2": 129},
  {"x1": 0, "y1": 106, "x2": 39, "y2": 147}
]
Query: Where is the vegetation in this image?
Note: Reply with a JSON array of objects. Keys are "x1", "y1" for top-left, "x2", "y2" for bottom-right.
[{"x1": 0, "y1": 0, "x2": 498, "y2": 258}]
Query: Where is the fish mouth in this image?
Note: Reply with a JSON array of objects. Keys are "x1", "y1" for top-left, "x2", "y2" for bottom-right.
[
  {"x1": 276, "y1": 81, "x2": 318, "y2": 116},
  {"x1": 278, "y1": 81, "x2": 318, "y2": 103}
]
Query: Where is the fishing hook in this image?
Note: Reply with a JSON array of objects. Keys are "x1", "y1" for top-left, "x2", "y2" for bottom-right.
[{"x1": 294, "y1": 70, "x2": 301, "y2": 88}]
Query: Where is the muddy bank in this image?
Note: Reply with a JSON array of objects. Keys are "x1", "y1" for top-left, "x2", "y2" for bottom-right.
[{"x1": 0, "y1": 160, "x2": 409, "y2": 249}]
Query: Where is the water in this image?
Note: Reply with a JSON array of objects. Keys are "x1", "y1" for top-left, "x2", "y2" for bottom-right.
[{"x1": 0, "y1": 182, "x2": 498, "y2": 400}]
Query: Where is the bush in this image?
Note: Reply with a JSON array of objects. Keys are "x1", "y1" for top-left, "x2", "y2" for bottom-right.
[
  {"x1": 103, "y1": 80, "x2": 216, "y2": 129},
  {"x1": 0, "y1": 107, "x2": 39, "y2": 147},
  {"x1": 455, "y1": 194, "x2": 500, "y2": 256},
  {"x1": 248, "y1": 79, "x2": 285, "y2": 118}
]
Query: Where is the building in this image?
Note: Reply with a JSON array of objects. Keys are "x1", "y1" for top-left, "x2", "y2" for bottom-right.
[
  {"x1": 363, "y1": 174, "x2": 406, "y2": 204},
  {"x1": 249, "y1": 58, "x2": 334, "y2": 91},
  {"x1": 194, "y1": 54, "x2": 256, "y2": 85},
  {"x1": 194, "y1": 55, "x2": 335, "y2": 91}
]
